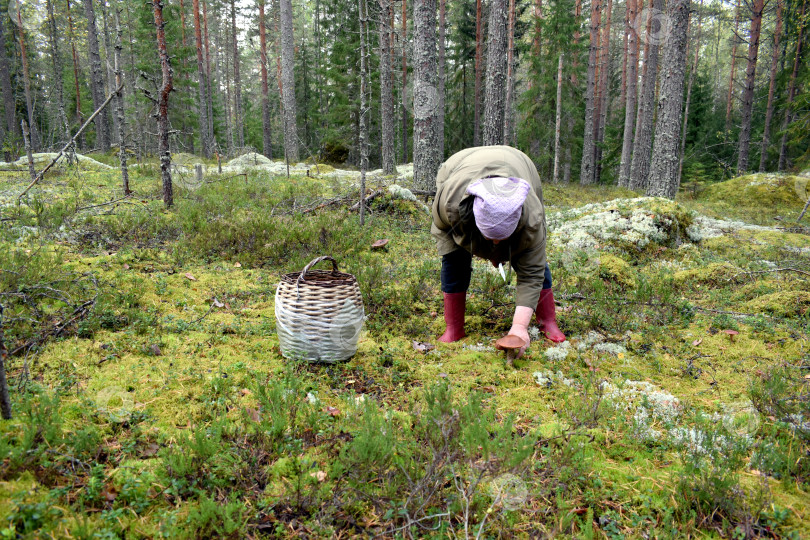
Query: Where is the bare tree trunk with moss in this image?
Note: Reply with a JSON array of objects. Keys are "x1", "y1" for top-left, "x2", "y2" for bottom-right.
[
  {"x1": 84, "y1": 0, "x2": 110, "y2": 151},
  {"x1": 736, "y1": 0, "x2": 764, "y2": 173},
  {"x1": 618, "y1": 0, "x2": 638, "y2": 187},
  {"x1": 258, "y1": 0, "x2": 272, "y2": 159},
  {"x1": 280, "y1": 0, "x2": 299, "y2": 163},
  {"x1": 629, "y1": 0, "x2": 664, "y2": 191},
  {"x1": 553, "y1": 53, "x2": 564, "y2": 183},
  {"x1": 359, "y1": 0, "x2": 369, "y2": 224},
  {"x1": 777, "y1": 0, "x2": 805, "y2": 171},
  {"x1": 483, "y1": 0, "x2": 508, "y2": 145},
  {"x1": 580, "y1": 0, "x2": 601, "y2": 184},
  {"x1": 114, "y1": 7, "x2": 129, "y2": 195},
  {"x1": 46, "y1": 0, "x2": 70, "y2": 145},
  {"x1": 413, "y1": 0, "x2": 439, "y2": 189},
  {"x1": 646, "y1": 0, "x2": 691, "y2": 199},
  {"x1": 154, "y1": 0, "x2": 173, "y2": 208},
  {"x1": 759, "y1": 0, "x2": 783, "y2": 171},
  {"x1": 378, "y1": 0, "x2": 396, "y2": 174},
  {"x1": 0, "y1": 305, "x2": 12, "y2": 419}
]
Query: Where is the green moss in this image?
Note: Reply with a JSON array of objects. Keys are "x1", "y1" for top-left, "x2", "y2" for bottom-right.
[
  {"x1": 744, "y1": 291, "x2": 810, "y2": 317},
  {"x1": 598, "y1": 254, "x2": 637, "y2": 288},
  {"x1": 702, "y1": 174, "x2": 804, "y2": 208},
  {"x1": 673, "y1": 262, "x2": 741, "y2": 286}
]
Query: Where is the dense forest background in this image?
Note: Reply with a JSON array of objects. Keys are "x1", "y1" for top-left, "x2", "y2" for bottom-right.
[{"x1": 0, "y1": 0, "x2": 808, "y2": 197}]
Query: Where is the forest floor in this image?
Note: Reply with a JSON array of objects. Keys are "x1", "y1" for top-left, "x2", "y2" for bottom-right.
[{"x1": 0, "y1": 153, "x2": 809, "y2": 538}]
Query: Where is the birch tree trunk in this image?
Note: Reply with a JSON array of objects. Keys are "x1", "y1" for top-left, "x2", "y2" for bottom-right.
[
  {"x1": 231, "y1": 0, "x2": 244, "y2": 149},
  {"x1": 483, "y1": 0, "x2": 509, "y2": 146},
  {"x1": 553, "y1": 53, "x2": 564, "y2": 184},
  {"x1": 258, "y1": 0, "x2": 272, "y2": 158},
  {"x1": 646, "y1": 0, "x2": 691, "y2": 199},
  {"x1": 474, "y1": 0, "x2": 484, "y2": 146},
  {"x1": 412, "y1": 0, "x2": 440, "y2": 190},
  {"x1": 153, "y1": 0, "x2": 173, "y2": 207},
  {"x1": 618, "y1": 0, "x2": 638, "y2": 187},
  {"x1": 84, "y1": 0, "x2": 110, "y2": 151},
  {"x1": 280, "y1": 0, "x2": 299, "y2": 163},
  {"x1": 46, "y1": 0, "x2": 70, "y2": 144},
  {"x1": 379, "y1": 0, "x2": 396, "y2": 174},
  {"x1": 192, "y1": 0, "x2": 211, "y2": 157},
  {"x1": 580, "y1": 0, "x2": 601, "y2": 184},
  {"x1": 628, "y1": 0, "x2": 664, "y2": 191},
  {"x1": 759, "y1": 0, "x2": 783, "y2": 171},
  {"x1": 777, "y1": 0, "x2": 805, "y2": 171},
  {"x1": 113, "y1": 7, "x2": 129, "y2": 195},
  {"x1": 736, "y1": 0, "x2": 764, "y2": 173}
]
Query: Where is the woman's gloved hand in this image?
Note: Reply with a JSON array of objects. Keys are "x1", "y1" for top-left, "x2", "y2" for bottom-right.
[{"x1": 507, "y1": 305, "x2": 534, "y2": 359}]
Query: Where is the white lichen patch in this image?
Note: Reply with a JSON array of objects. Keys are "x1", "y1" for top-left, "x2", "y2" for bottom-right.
[
  {"x1": 601, "y1": 380, "x2": 681, "y2": 441},
  {"x1": 533, "y1": 370, "x2": 577, "y2": 388},
  {"x1": 686, "y1": 215, "x2": 775, "y2": 242},
  {"x1": 544, "y1": 340, "x2": 572, "y2": 361}
]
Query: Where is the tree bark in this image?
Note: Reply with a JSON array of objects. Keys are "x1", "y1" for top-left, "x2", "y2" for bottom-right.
[
  {"x1": 580, "y1": 0, "x2": 602, "y2": 184},
  {"x1": 646, "y1": 0, "x2": 691, "y2": 199},
  {"x1": 553, "y1": 53, "x2": 564, "y2": 183},
  {"x1": 21, "y1": 120, "x2": 35, "y2": 181},
  {"x1": 231, "y1": 0, "x2": 244, "y2": 149},
  {"x1": 359, "y1": 0, "x2": 369, "y2": 224},
  {"x1": 412, "y1": 0, "x2": 440, "y2": 190},
  {"x1": 725, "y1": 0, "x2": 741, "y2": 136},
  {"x1": 113, "y1": 6, "x2": 129, "y2": 195},
  {"x1": 759, "y1": 0, "x2": 783, "y2": 171},
  {"x1": 280, "y1": 0, "x2": 299, "y2": 162},
  {"x1": 736, "y1": 0, "x2": 765, "y2": 173},
  {"x1": 474, "y1": 0, "x2": 484, "y2": 146},
  {"x1": 258, "y1": 0, "x2": 272, "y2": 159},
  {"x1": 564, "y1": 0, "x2": 582, "y2": 183},
  {"x1": 99, "y1": 0, "x2": 119, "y2": 145},
  {"x1": 84, "y1": 0, "x2": 110, "y2": 151},
  {"x1": 379, "y1": 0, "x2": 396, "y2": 174},
  {"x1": 153, "y1": 0, "x2": 173, "y2": 207},
  {"x1": 530, "y1": 0, "x2": 543, "y2": 157},
  {"x1": 483, "y1": 0, "x2": 508, "y2": 145},
  {"x1": 192, "y1": 0, "x2": 211, "y2": 157},
  {"x1": 0, "y1": 1, "x2": 15, "y2": 160},
  {"x1": 777, "y1": 0, "x2": 805, "y2": 171},
  {"x1": 628, "y1": 0, "x2": 664, "y2": 191},
  {"x1": 620, "y1": 0, "x2": 629, "y2": 107},
  {"x1": 503, "y1": 0, "x2": 516, "y2": 145},
  {"x1": 678, "y1": 0, "x2": 703, "y2": 185},
  {"x1": 618, "y1": 0, "x2": 638, "y2": 187},
  {"x1": 594, "y1": 0, "x2": 613, "y2": 180},
  {"x1": 202, "y1": 0, "x2": 214, "y2": 150},
  {"x1": 14, "y1": 2, "x2": 39, "y2": 151},
  {"x1": 401, "y1": 0, "x2": 408, "y2": 163},
  {"x1": 438, "y1": 0, "x2": 446, "y2": 156},
  {"x1": 66, "y1": 0, "x2": 84, "y2": 150},
  {"x1": 0, "y1": 305, "x2": 12, "y2": 420},
  {"x1": 46, "y1": 0, "x2": 71, "y2": 145}
]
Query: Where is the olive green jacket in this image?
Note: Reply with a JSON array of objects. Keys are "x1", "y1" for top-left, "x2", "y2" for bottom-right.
[{"x1": 431, "y1": 146, "x2": 547, "y2": 308}]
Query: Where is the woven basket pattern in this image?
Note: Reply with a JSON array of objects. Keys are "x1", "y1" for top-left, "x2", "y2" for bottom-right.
[{"x1": 275, "y1": 256, "x2": 364, "y2": 363}]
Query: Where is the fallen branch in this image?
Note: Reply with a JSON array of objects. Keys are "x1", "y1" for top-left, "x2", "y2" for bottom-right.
[
  {"x1": 0, "y1": 304, "x2": 12, "y2": 419},
  {"x1": 17, "y1": 82, "x2": 124, "y2": 200}
]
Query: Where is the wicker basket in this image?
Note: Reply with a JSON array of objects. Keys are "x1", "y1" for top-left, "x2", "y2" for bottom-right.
[{"x1": 275, "y1": 256, "x2": 365, "y2": 363}]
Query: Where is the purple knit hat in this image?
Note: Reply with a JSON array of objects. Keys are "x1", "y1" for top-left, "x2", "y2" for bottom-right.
[{"x1": 466, "y1": 177, "x2": 531, "y2": 240}]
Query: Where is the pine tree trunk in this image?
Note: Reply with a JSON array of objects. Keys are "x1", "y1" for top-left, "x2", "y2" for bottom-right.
[
  {"x1": 0, "y1": 305, "x2": 12, "y2": 420},
  {"x1": 46, "y1": 0, "x2": 70, "y2": 144},
  {"x1": 202, "y1": 0, "x2": 215, "y2": 151},
  {"x1": 618, "y1": 0, "x2": 638, "y2": 186},
  {"x1": 412, "y1": 0, "x2": 439, "y2": 190},
  {"x1": 530, "y1": 0, "x2": 543, "y2": 157},
  {"x1": 99, "y1": 0, "x2": 119, "y2": 145},
  {"x1": 153, "y1": 0, "x2": 173, "y2": 207},
  {"x1": 84, "y1": 0, "x2": 110, "y2": 151},
  {"x1": 564, "y1": 0, "x2": 582, "y2": 183},
  {"x1": 280, "y1": 0, "x2": 299, "y2": 162},
  {"x1": 14, "y1": 5, "x2": 39, "y2": 151},
  {"x1": 725, "y1": 0, "x2": 741, "y2": 136},
  {"x1": 359, "y1": 0, "x2": 369, "y2": 224},
  {"x1": 553, "y1": 53, "x2": 564, "y2": 183},
  {"x1": 483, "y1": 0, "x2": 508, "y2": 145},
  {"x1": 258, "y1": 0, "x2": 272, "y2": 159},
  {"x1": 628, "y1": 0, "x2": 663, "y2": 191},
  {"x1": 474, "y1": 0, "x2": 484, "y2": 146},
  {"x1": 379, "y1": 0, "x2": 396, "y2": 174},
  {"x1": 232, "y1": 0, "x2": 244, "y2": 149},
  {"x1": 0, "y1": 5, "x2": 14, "y2": 159},
  {"x1": 438, "y1": 0, "x2": 446, "y2": 156},
  {"x1": 192, "y1": 0, "x2": 211, "y2": 157},
  {"x1": 777, "y1": 0, "x2": 805, "y2": 171},
  {"x1": 620, "y1": 0, "x2": 629, "y2": 107},
  {"x1": 503, "y1": 0, "x2": 516, "y2": 145},
  {"x1": 580, "y1": 0, "x2": 602, "y2": 184},
  {"x1": 66, "y1": 0, "x2": 84, "y2": 150},
  {"x1": 736, "y1": 0, "x2": 764, "y2": 173},
  {"x1": 646, "y1": 0, "x2": 690, "y2": 199},
  {"x1": 678, "y1": 0, "x2": 703, "y2": 185},
  {"x1": 401, "y1": 0, "x2": 408, "y2": 163},
  {"x1": 113, "y1": 7, "x2": 129, "y2": 195},
  {"x1": 759, "y1": 0, "x2": 782, "y2": 171},
  {"x1": 594, "y1": 0, "x2": 612, "y2": 179},
  {"x1": 224, "y1": 21, "x2": 234, "y2": 153}
]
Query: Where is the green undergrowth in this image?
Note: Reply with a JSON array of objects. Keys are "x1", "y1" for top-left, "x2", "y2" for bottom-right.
[{"x1": 0, "y1": 165, "x2": 808, "y2": 538}]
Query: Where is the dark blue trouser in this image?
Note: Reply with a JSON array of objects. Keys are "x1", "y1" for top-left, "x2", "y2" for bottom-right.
[{"x1": 441, "y1": 250, "x2": 552, "y2": 293}]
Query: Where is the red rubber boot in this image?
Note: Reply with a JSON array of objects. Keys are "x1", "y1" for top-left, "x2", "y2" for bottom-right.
[
  {"x1": 536, "y1": 289, "x2": 566, "y2": 343},
  {"x1": 439, "y1": 292, "x2": 467, "y2": 343}
]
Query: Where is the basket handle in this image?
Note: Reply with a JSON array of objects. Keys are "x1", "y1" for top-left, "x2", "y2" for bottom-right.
[{"x1": 298, "y1": 256, "x2": 339, "y2": 284}]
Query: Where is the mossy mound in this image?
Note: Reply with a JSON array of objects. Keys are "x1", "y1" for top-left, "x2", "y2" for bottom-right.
[
  {"x1": 598, "y1": 253, "x2": 637, "y2": 288},
  {"x1": 0, "y1": 152, "x2": 113, "y2": 172},
  {"x1": 744, "y1": 291, "x2": 810, "y2": 317},
  {"x1": 673, "y1": 262, "x2": 742, "y2": 286},
  {"x1": 701, "y1": 174, "x2": 805, "y2": 208}
]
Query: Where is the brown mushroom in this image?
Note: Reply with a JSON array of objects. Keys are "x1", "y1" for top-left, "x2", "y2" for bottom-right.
[
  {"x1": 723, "y1": 329, "x2": 739, "y2": 342},
  {"x1": 495, "y1": 335, "x2": 527, "y2": 367}
]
